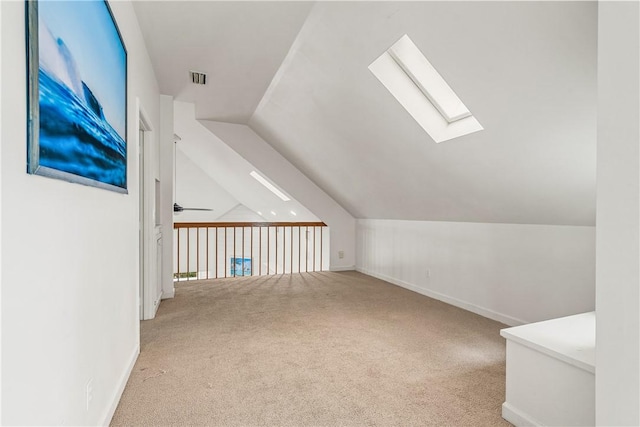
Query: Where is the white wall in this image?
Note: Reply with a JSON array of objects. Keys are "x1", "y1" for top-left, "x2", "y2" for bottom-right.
[
  {"x1": 595, "y1": 3, "x2": 640, "y2": 425},
  {"x1": 202, "y1": 120, "x2": 356, "y2": 271},
  {"x1": 1, "y1": 2, "x2": 160, "y2": 425},
  {"x1": 357, "y1": 219, "x2": 595, "y2": 326}
]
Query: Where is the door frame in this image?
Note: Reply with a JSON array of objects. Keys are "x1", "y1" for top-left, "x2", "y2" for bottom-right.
[{"x1": 137, "y1": 99, "x2": 156, "y2": 320}]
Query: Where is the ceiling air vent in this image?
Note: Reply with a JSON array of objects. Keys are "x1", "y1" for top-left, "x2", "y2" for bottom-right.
[{"x1": 189, "y1": 70, "x2": 207, "y2": 85}]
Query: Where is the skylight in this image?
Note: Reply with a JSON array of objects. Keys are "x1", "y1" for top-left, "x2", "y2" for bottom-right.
[
  {"x1": 250, "y1": 171, "x2": 290, "y2": 201},
  {"x1": 369, "y1": 34, "x2": 483, "y2": 143}
]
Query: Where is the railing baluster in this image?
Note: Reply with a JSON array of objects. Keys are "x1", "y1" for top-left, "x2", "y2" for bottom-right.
[
  {"x1": 196, "y1": 227, "x2": 200, "y2": 280},
  {"x1": 304, "y1": 227, "x2": 310, "y2": 272},
  {"x1": 313, "y1": 226, "x2": 316, "y2": 272},
  {"x1": 298, "y1": 226, "x2": 301, "y2": 273},
  {"x1": 215, "y1": 227, "x2": 218, "y2": 279},
  {"x1": 242, "y1": 227, "x2": 245, "y2": 277},
  {"x1": 320, "y1": 227, "x2": 323, "y2": 272},
  {"x1": 267, "y1": 226, "x2": 270, "y2": 275},
  {"x1": 187, "y1": 228, "x2": 190, "y2": 281},
  {"x1": 177, "y1": 228, "x2": 180, "y2": 281},
  {"x1": 224, "y1": 227, "x2": 227, "y2": 278},
  {"x1": 290, "y1": 226, "x2": 293, "y2": 274},
  {"x1": 259, "y1": 227, "x2": 262, "y2": 276},
  {"x1": 206, "y1": 228, "x2": 209, "y2": 280},
  {"x1": 250, "y1": 227, "x2": 254, "y2": 276}
]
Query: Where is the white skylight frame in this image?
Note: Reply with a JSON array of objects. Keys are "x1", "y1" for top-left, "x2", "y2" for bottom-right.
[
  {"x1": 250, "y1": 170, "x2": 291, "y2": 201},
  {"x1": 369, "y1": 34, "x2": 483, "y2": 143}
]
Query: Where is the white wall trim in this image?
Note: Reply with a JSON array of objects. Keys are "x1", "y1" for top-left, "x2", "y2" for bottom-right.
[
  {"x1": 153, "y1": 290, "x2": 163, "y2": 317},
  {"x1": 501, "y1": 402, "x2": 544, "y2": 427},
  {"x1": 162, "y1": 288, "x2": 175, "y2": 299},
  {"x1": 356, "y1": 266, "x2": 526, "y2": 327},
  {"x1": 100, "y1": 345, "x2": 139, "y2": 427},
  {"x1": 330, "y1": 265, "x2": 356, "y2": 272}
]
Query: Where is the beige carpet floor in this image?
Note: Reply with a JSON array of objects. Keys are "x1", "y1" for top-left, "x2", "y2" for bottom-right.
[{"x1": 111, "y1": 271, "x2": 510, "y2": 426}]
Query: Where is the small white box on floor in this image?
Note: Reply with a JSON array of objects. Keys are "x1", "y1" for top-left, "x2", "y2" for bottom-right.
[{"x1": 501, "y1": 312, "x2": 595, "y2": 426}]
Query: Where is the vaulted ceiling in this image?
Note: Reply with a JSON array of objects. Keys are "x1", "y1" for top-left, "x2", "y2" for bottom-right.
[
  {"x1": 173, "y1": 101, "x2": 320, "y2": 223},
  {"x1": 134, "y1": 1, "x2": 597, "y2": 226}
]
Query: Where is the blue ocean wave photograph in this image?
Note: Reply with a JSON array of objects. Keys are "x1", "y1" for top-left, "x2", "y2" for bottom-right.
[
  {"x1": 39, "y1": 67, "x2": 126, "y2": 187},
  {"x1": 31, "y1": 0, "x2": 127, "y2": 190},
  {"x1": 230, "y1": 258, "x2": 252, "y2": 276}
]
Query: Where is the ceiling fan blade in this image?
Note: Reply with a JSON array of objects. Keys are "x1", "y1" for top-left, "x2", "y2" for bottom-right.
[{"x1": 174, "y1": 203, "x2": 213, "y2": 212}]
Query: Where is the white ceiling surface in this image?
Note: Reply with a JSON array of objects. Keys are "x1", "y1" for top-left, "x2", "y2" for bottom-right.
[
  {"x1": 132, "y1": 1, "x2": 313, "y2": 123},
  {"x1": 250, "y1": 1, "x2": 597, "y2": 225},
  {"x1": 174, "y1": 101, "x2": 320, "y2": 223},
  {"x1": 139, "y1": 1, "x2": 597, "y2": 226}
]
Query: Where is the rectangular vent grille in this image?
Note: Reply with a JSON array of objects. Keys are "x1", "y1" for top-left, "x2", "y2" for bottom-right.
[{"x1": 190, "y1": 71, "x2": 207, "y2": 85}]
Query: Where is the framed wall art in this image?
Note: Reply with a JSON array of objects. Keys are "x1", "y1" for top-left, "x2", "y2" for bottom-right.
[
  {"x1": 26, "y1": 0, "x2": 128, "y2": 193},
  {"x1": 230, "y1": 257, "x2": 252, "y2": 277}
]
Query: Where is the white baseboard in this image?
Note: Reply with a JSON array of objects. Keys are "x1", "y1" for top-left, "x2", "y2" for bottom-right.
[
  {"x1": 330, "y1": 265, "x2": 356, "y2": 272},
  {"x1": 161, "y1": 287, "x2": 175, "y2": 299},
  {"x1": 100, "y1": 345, "x2": 139, "y2": 426},
  {"x1": 502, "y1": 402, "x2": 543, "y2": 426},
  {"x1": 356, "y1": 267, "x2": 526, "y2": 327},
  {"x1": 153, "y1": 291, "x2": 163, "y2": 316}
]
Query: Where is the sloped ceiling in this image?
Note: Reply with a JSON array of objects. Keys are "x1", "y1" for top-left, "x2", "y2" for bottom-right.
[
  {"x1": 136, "y1": 1, "x2": 597, "y2": 226},
  {"x1": 174, "y1": 101, "x2": 320, "y2": 222}
]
